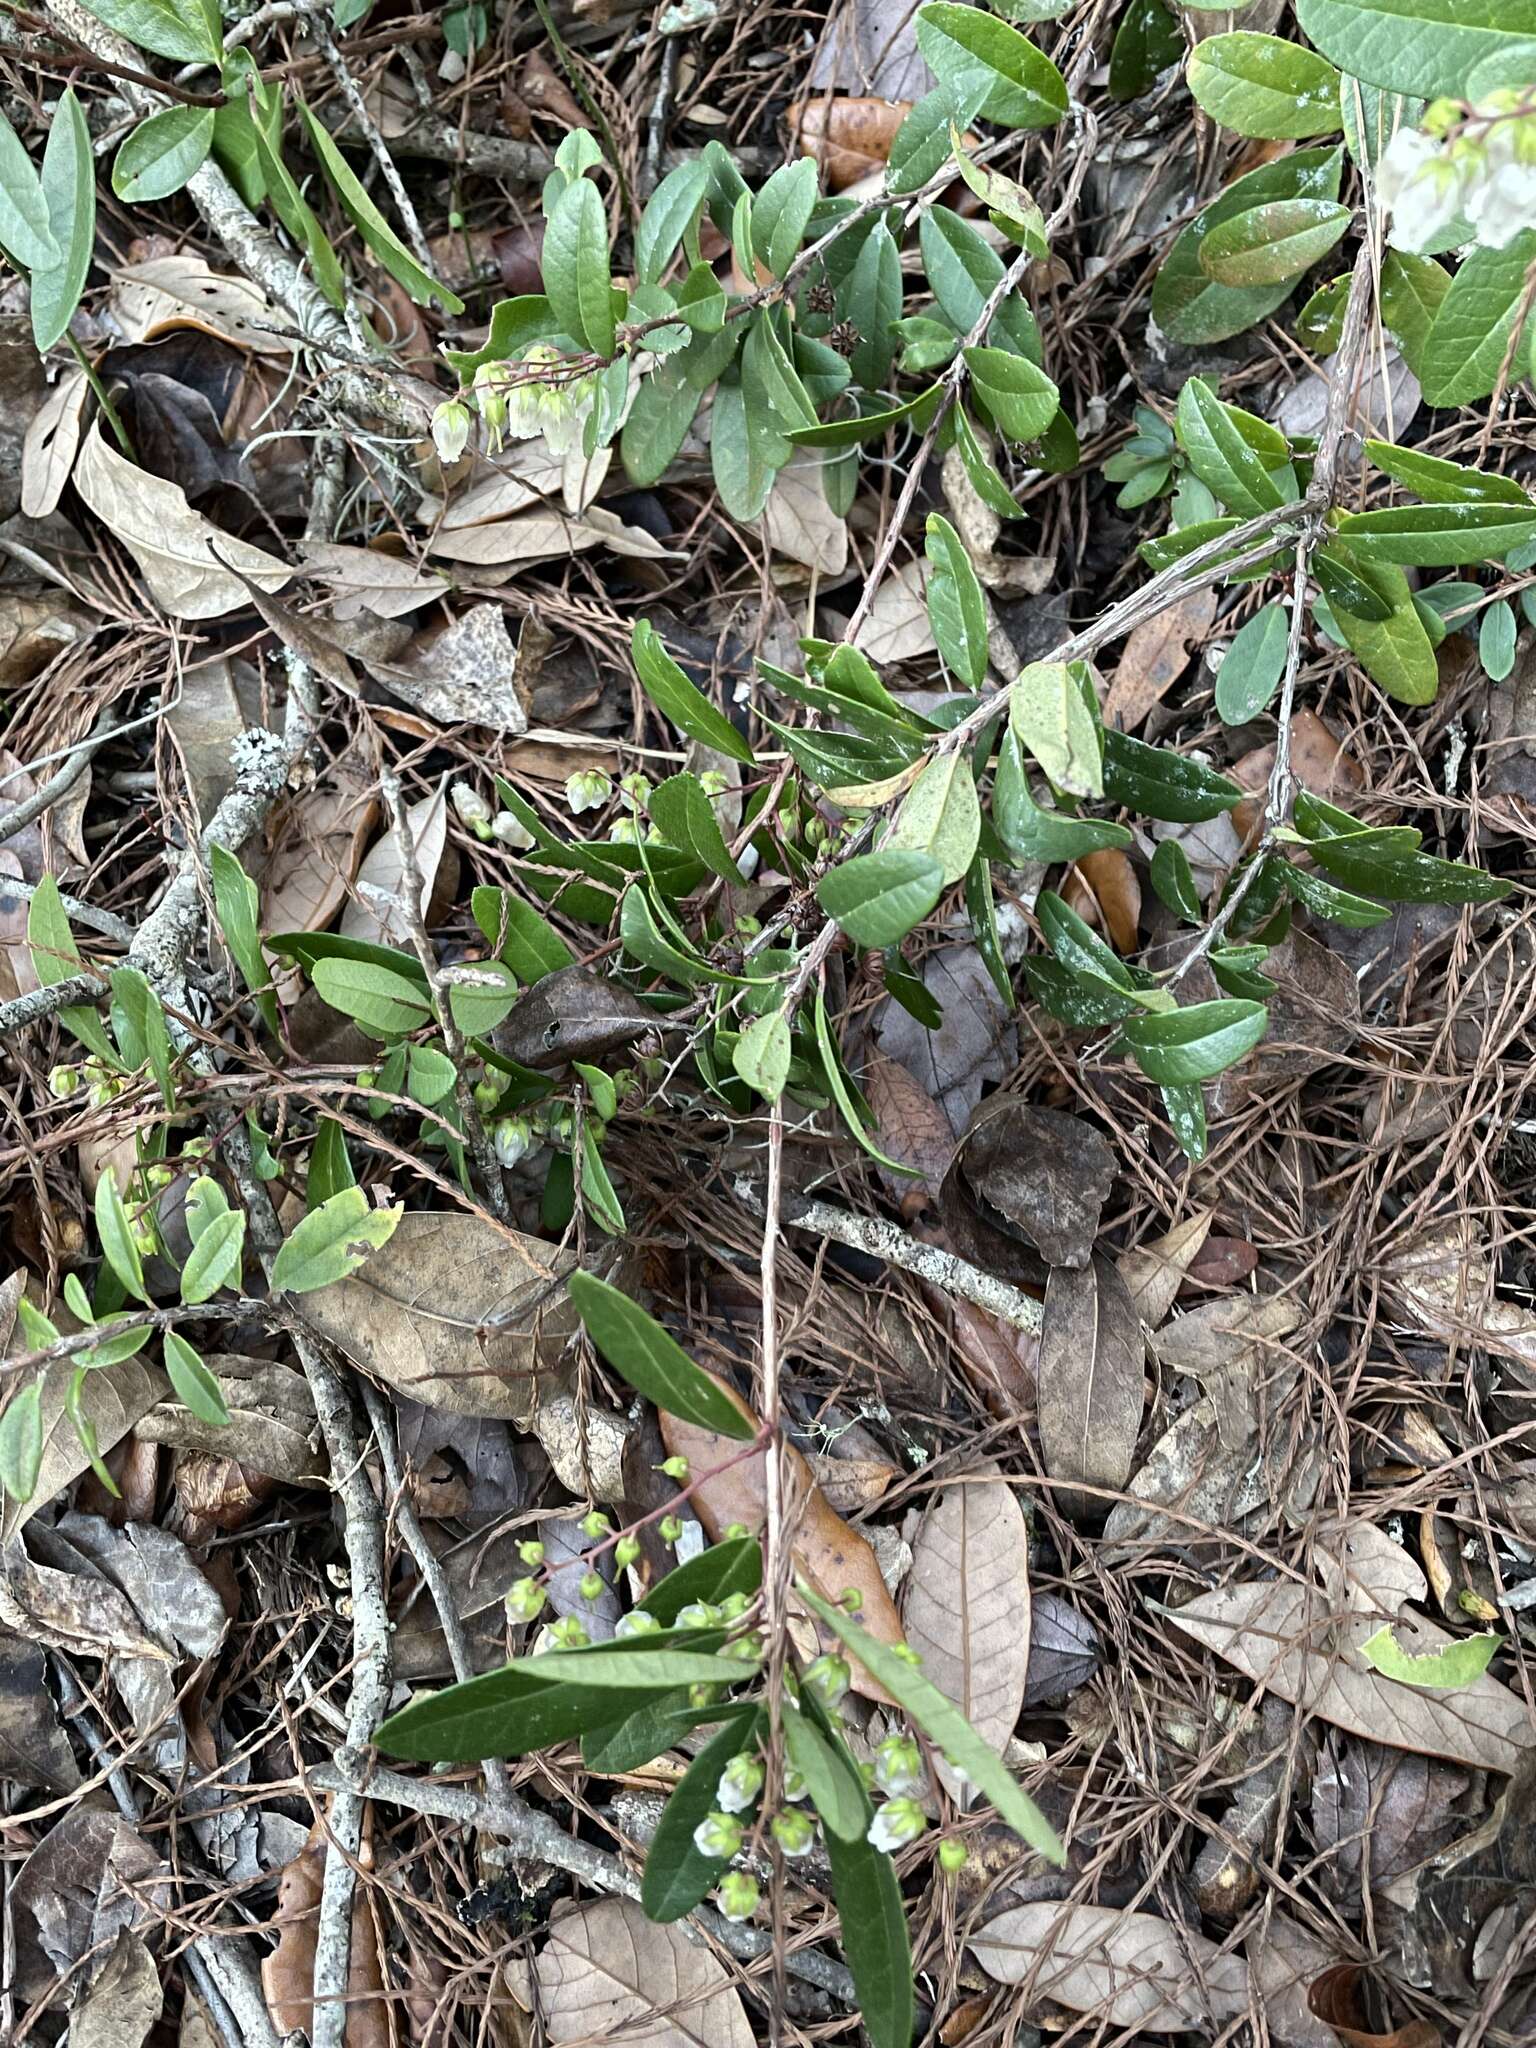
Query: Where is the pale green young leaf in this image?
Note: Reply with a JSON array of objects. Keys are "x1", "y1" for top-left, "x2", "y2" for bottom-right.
[
  {"x1": 270, "y1": 1187, "x2": 402, "y2": 1294},
  {"x1": 210, "y1": 844, "x2": 280, "y2": 1033},
  {"x1": 577, "y1": 1123, "x2": 626, "y2": 1235},
  {"x1": 31, "y1": 88, "x2": 94, "y2": 352},
  {"x1": 95, "y1": 1171, "x2": 149, "y2": 1304},
  {"x1": 732, "y1": 1007, "x2": 791, "y2": 1102},
  {"x1": 1480, "y1": 599, "x2": 1518, "y2": 682},
  {"x1": 113, "y1": 106, "x2": 215, "y2": 203},
  {"x1": 109, "y1": 968, "x2": 174, "y2": 1108},
  {"x1": 887, "y1": 755, "x2": 982, "y2": 885},
  {"x1": 0, "y1": 107, "x2": 59, "y2": 272},
  {"x1": 312, "y1": 956, "x2": 434, "y2": 1039},
  {"x1": 75, "y1": 0, "x2": 221, "y2": 62},
  {"x1": 179, "y1": 1209, "x2": 246, "y2": 1305},
  {"x1": 1358, "y1": 1625, "x2": 1501, "y2": 1689},
  {"x1": 162, "y1": 1330, "x2": 230, "y2": 1427},
  {"x1": 541, "y1": 171, "x2": 615, "y2": 352},
  {"x1": 1215, "y1": 601, "x2": 1289, "y2": 723},
  {"x1": 27, "y1": 875, "x2": 115, "y2": 1066},
  {"x1": 0, "y1": 1380, "x2": 43, "y2": 1505},
  {"x1": 1011, "y1": 661, "x2": 1102, "y2": 796},
  {"x1": 963, "y1": 345, "x2": 1059, "y2": 443},
  {"x1": 446, "y1": 959, "x2": 520, "y2": 1037}
]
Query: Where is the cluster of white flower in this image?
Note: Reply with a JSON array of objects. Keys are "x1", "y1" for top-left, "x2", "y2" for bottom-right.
[
  {"x1": 1379, "y1": 94, "x2": 1536, "y2": 255},
  {"x1": 431, "y1": 344, "x2": 598, "y2": 466}
]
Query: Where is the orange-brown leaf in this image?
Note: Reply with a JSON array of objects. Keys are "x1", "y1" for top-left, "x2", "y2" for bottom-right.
[
  {"x1": 1102, "y1": 589, "x2": 1216, "y2": 733},
  {"x1": 788, "y1": 97, "x2": 913, "y2": 189}
]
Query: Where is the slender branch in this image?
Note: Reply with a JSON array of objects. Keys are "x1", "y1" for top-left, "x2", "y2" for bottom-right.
[{"x1": 0, "y1": 705, "x2": 122, "y2": 847}]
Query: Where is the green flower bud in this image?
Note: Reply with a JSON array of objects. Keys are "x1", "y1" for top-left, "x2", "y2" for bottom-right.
[
  {"x1": 867, "y1": 1796, "x2": 927, "y2": 1854},
  {"x1": 937, "y1": 1837, "x2": 968, "y2": 1874},
  {"x1": 615, "y1": 1609, "x2": 661, "y2": 1637},
  {"x1": 618, "y1": 772, "x2": 651, "y2": 813},
  {"x1": 659, "y1": 1514, "x2": 683, "y2": 1544},
  {"x1": 517, "y1": 1539, "x2": 546, "y2": 1568},
  {"x1": 578, "y1": 1571, "x2": 605, "y2": 1602},
  {"x1": 715, "y1": 1753, "x2": 764, "y2": 1813},
  {"x1": 546, "y1": 1615, "x2": 590, "y2": 1650},
  {"x1": 721, "y1": 1522, "x2": 750, "y2": 1541},
  {"x1": 715, "y1": 1871, "x2": 759, "y2": 1922},
  {"x1": 579, "y1": 1510, "x2": 611, "y2": 1540},
  {"x1": 505, "y1": 1576, "x2": 545, "y2": 1623},
  {"x1": 771, "y1": 1808, "x2": 816, "y2": 1859},
  {"x1": 614, "y1": 1534, "x2": 642, "y2": 1572},
  {"x1": 565, "y1": 769, "x2": 611, "y2": 816},
  {"x1": 675, "y1": 1601, "x2": 722, "y2": 1630},
  {"x1": 48, "y1": 1064, "x2": 80, "y2": 1100},
  {"x1": 692, "y1": 1810, "x2": 744, "y2": 1859},
  {"x1": 803, "y1": 1654, "x2": 851, "y2": 1708},
  {"x1": 687, "y1": 1682, "x2": 719, "y2": 1708},
  {"x1": 432, "y1": 399, "x2": 472, "y2": 465},
  {"x1": 659, "y1": 1455, "x2": 690, "y2": 1481}
]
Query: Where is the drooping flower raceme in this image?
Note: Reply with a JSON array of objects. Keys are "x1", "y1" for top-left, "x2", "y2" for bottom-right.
[{"x1": 1378, "y1": 96, "x2": 1536, "y2": 255}]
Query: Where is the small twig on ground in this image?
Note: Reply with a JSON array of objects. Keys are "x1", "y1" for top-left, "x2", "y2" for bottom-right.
[
  {"x1": 378, "y1": 773, "x2": 512, "y2": 1223},
  {"x1": 307, "y1": 1758, "x2": 861, "y2": 2004},
  {"x1": 733, "y1": 1177, "x2": 1044, "y2": 1333},
  {"x1": 0, "y1": 705, "x2": 123, "y2": 847}
]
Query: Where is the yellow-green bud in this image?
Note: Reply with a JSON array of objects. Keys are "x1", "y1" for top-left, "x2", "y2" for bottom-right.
[
  {"x1": 659, "y1": 1455, "x2": 690, "y2": 1481},
  {"x1": 517, "y1": 1539, "x2": 545, "y2": 1567},
  {"x1": 578, "y1": 1570, "x2": 605, "y2": 1602},
  {"x1": 614, "y1": 1534, "x2": 642, "y2": 1571},
  {"x1": 48, "y1": 1064, "x2": 80, "y2": 1100},
  {"x1": 505, "y1": 1576, "x2": 545, "y2": 1623},
  {"x1": 937, "y1": 1837, "x2": 968, "y2": 1874},
  {"x1": 579, "y1": 1509, "x2": 611, "y2": 1540},
  {"x1": 659, "y1": 1515, "x2": 683, "y2": 1544}
]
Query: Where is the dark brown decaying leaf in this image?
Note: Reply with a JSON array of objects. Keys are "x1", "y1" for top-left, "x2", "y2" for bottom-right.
[
  {"x1": 903, "y1": 1470, "x2": 1030, "y2": 1804},
  {"x1": 1164, "y1": 1523, "x2": 1534, "y2": 1776},
  {"x1": 1311, "y1": 1734, "x2": 1471, "y2": 1894},
  {"x1": 534, "y1": 1897, "x2": 754, "y2": 2048},
  {"x1": 10, "y1": 1809, "x2": 169, "y2": 2002},
  {"x1": 865, "y1": 1049, "x2": 957, "y2": 1206},
  {"x1": 257, "y1": 744, "x2": 379, "y2": 952},
  {"x1": 1073, "y1": 846, "x2": 1141, "y2": 953},
  {"x1": 70, "y1": 1930, "x2": 162, "y2": 2048},
  {"x1": 958, "y1": 1100, "x2": 1117, "y2": 1270},
  {"x1": 1398, "y1": 1755, "x2": 1536, "y2": 1993},
  {"x1": 876, "y1": 943, "x2": 1018, "y2": 1140},
  {"x1": 1307, "y1": 1963, "x2": 1440, "y2": 2048},
  {"x1": 1022, "y1": 1591, "x2": 1099, "y2": 1708},
  {"x1": 1037, "y1": 1255, "x2": 1144, "y2": 1518},
  {"x1": 0, "y1": 1625, "x2": 81, "y2": 1792}
]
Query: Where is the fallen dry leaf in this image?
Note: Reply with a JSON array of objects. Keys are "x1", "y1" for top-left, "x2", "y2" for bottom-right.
[
  {"x1": 658, "y1": 1369, "x2": 904, "y2": 1697},
  {"x1": 111, "y1": 254, "x2": 297, "y2": 354},
  {"x1": 258, "y1": 745, "x2": 379, "y2": 947},
  {"x1": 1074, "y1": 845, "x2": 1141, "y2": 953},
  {"x1": 764, "y1": 447, "x2": 849, "y2": 575},
  {"x1": 1164, "y1": 1521, "x2": 1533, "y2": 1776},
  {"x1": 70, "y1": 1930, "x2": 162, "y2": 2048},
  {"x1": 363, "y1": 603, "x2": 531, "y2": 733},
  {"x1": 1307, "y1": 1963, "x2": 1440, "y2": 2048},
  {"x1": 865, "y1": 1049, "x2": 957, "y2": 1206},
  {"x1": 298, "y1": 541, "x2": 450, "y2": 620},
  {"x1": 340, "y1": 780, "x2": 450, "y2": 948},
  {"x1": 73, "y1": 427, "x2": 290, "y2": 621},
  {"x1": 970, "y1": 1899, "x2": 1249, "y2": 2033},
  {"x1": 534, "y1": 1897, "x2": 753, "y2": 2048},
  {"x1": 1023, "y1": 1591, "x2": 1099, "y2": 1707},
  {"x1": 852, "y1": 559, "x2": 935, "y2": 663},
  {"x1": 294, "y1": 1213, "x2": 625, "y2": 1428},
  {"x1": 877, "y1": 943, "x2": 1018, "y2": 1140},
  {"x1": 1103, "y1": 588, "x2": 1217, "y2": 732},
  {"x1": 1116, "y1": 1209, "x2": 1214, "y2": 1329},
  {"x1": 262, "y1": 1820, "x2": 388, "y2": 2048},
  {"x1": 788, "y1": 96, "x2": 912, "y2": 187},
  {"x1": 21, "y1": 367, "x2": 90, "y2": 519},
  {"x1": 903, "y1": 1469, "x2": 1030, "y2": 1804},
  {"x1": 1233, "y1": 709, "x2": 1365, "y2": 842},
  {"x1": 959, "y1": 1100, "x2": 1117, "y2": 1270},
  {"x1": 0, "y1": 1623, "x2": 81, "y2": 1792},
  {"x1": 1037, "y1": 1255, "x2": 1145, "y2": 1518}
]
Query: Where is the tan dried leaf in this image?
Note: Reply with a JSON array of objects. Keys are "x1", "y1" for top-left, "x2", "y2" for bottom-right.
[
  {"x1": 1383, "y1": 1222, "x2": 1536, "y2": 1382},
  {"x1": 258, "y1": 746, "x2": 378, "y2": 944},
  {"x1": 970, "y1": 1900, "x2": 1249, "y2": 2032},
  {"x1": 294, "y1": 1213, "x2": 631, "y2": 1426},
  {"x1": 853, "y1": 559, "x2": 936, "y2": 664},
  {"x1": 1165, "y1": 1521, "x2": 1533, "y2": 1775},
  {"x1": 904, "y1": 1471, "x2": 1030, "y2": 1804},
  {"x1": 426, "y1": 504, "x2": 676, "y2": 568},
  {"x1": 339, "y1": 780, "x2": 448, "y2": 948},
  {"x1": 74, "y1": 430, "x2": 290, "y2": 621},
  {"x1": 364, "y1": 603, "x2": 531, "y2": 734},
  {"x1": 22, "y1": 368, "x2": 89, "y2": 519},
  {"x1": 763, "y1": 448, "x2": 849, "y2": 575},
  {"x1": 262, "y1": 1821, "x2": 388, "y2": 2048},
  {"x1": 111, "y1": 255, "x2": 296, "y2": 354},
  {"x1": 788, "y1": 97, "x2": 913, "y2": 187},
  {"x1": 1116, "y1": 1210, "x2": 1214, "y2": 1330},
  {"x1": 298, "y1": 541, "x2": 449, "y2": 620},
  {"x1": 535, "y1": 1897, "x2": 753, "y2": 2048},
  {"x1": 1102, "y1": 588, "x2": 1217, "y2": 733},
  {"x1": 135, "y1": 1355, "x2": 322, "y2": 1483},
  {"x1": 71, "y1": 1930, "x2": 161, "y2": 2048}
]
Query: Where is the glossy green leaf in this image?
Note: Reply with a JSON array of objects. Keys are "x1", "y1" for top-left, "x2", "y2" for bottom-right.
[
  {"x1": 472, "y1": 884, "x2": 574, "y2": 984},
  {"x1": 179, "y1": 1209, "x2": 245, "y2": 1305},
  {"x1": 925, "y1": 513, "x2": 989, "y2": 690},
  {"x1": 1116, "y1": 999, "x2": 1268, "y2": 1083},
  {"x1": 799, "y1": 1582, "x2": 1065, "y2": 1864},
  {"x1": 1364, "y1": 439, "x2": 1531, "y2": 506},
  {"x1": 1152, "y1": 146, "x2": 1343, "y2": 345},
  {"x1": 1297, "y1": 273, "x2": 1350, "y2": 351},
  {"x1": 786, "y1": 387, "x2": 940, "y2": 450},
  {"x1": 632, "y1": 619, "x2": 754, "y2": 763},
  {"x1": 1187, "y1": 32, "x2": 1343, "y2": 138},
  {"x1": 642, "y1": 1713, "x2": 764, "y2": 1921},
  {"x1": 248, "y1": 103, "x2": 346, "y2": 309},
  {"x1": 783, "y1": 1700, "x2": 868, "y2": 1841},
  {"x1": 915, "y1": 2, "x2": 1069, "y2": 128},
  {"x1": 27, "y1": 874, "x2": 114, "y2": 1065},
  {"x1": 301, "y1": 104, "x2": 465, "y2": 313},
  {"x1": 813, "y1": 991, "x2": 917, "y2": 1176},
  {"x1": 1197, "y1": 197, "x2": 1351, "y2": 286},
  {"x1": 109, "y1": 967, "x2": 174, "y2": 1108},
  {"x1": 635, "y1": 158, "x2": 709, "y2": 285},
  {"x1": 307, "y1": 1119, "x2": 356, "y2": 1208},
  {"x1": 210, "y1": 844, "x2": 280, "y2": 1033},
  {"x1": 75, "y1": 0, "x2": 221, "y2": 61},
  {"x1": 1480, "y1": 598, "x2": 1518, "y2": 681},
  {"x1": 1109, "y1": 0, "x2": 1183, "y2": 101},
  {"x1": 313, "y1": 956, "x2": 434, "y2": 1038},
  {"x1": 1175, "y1": 378, "x2": 1292, "y2": 515},
  {"x1": 648, "y1": 773, "x2": 744, "y2": 883},
  {"x1": 920, "y1": 206, "x2": 1042, "y2": 360},
  {"x1": 1295, "y1": 0, "x2": 1536, "y2": 100},
  {"x1": 752, "y1": 156, "x2": 818, "y2": 279},
  {"x1": 270, "y1": 1186, "x2": 402, "y2": 1294},
  {"x1": 1215, "y1": 600, "x2": 1289, "y2": 723},
  {"x1": 964, "y1": 345, "x2": 1059, "y2": 443},
  {"x1": 1149, "y1": 839, "x2": 1202, "y2": 920},
  {"x1": 162, "y1": 1330, "x2": 230, "y2": 1426},
  {"x1": 816, "y1": 850, "x2": 946, "y2": 948},
  {"x1": 95, "y1": 1170, "x2": 149, "y2": 1304},
  {"x1": 1419, "y1": 231, "x2": 1536, "y2": 408},
  {"x1": 31, "y1": 88, "x2": 94, "y2": 353},
  {"x1": 815, "y1": 1718, "x2": 913, "y2": 2048},
  {"x1": 640, "y1": 1537, "x2": 763, "y2": 1623},
  {"x1": 993, "y1": 732, "x2": 1130, "y2": 861},
  {"x1": 1334, "y1": 503, "x2": 1536, "y2": 566},
  {"x1": 1306, "y1": 827, "x2": 1510, "y2": 905},
  {"x1": 1037, "y1": 889, "x2": 1142, "y2": 1000},
  {"x1": 1102, "y1": 728, "x2": 1242, "y2": 821},
  {"x1": 1281, "y1": 861, "x2": 1392, "y2": 926},
  {"x1": 567, "y1": 1271, "x2": 757, "y2": 1439},
  {"x1": 1318, "y1": 544, "x2": 1440, "y2": 705},
  {"x1": 1160, "y1": 1081, "x2": 1208, "y2": 1162},
  {"x1": 956, "y1": 405, "x2": 1024, "y2": 518},
  {"x1": 113, "y1": 106, "x2": 215, "y2": 203}
]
